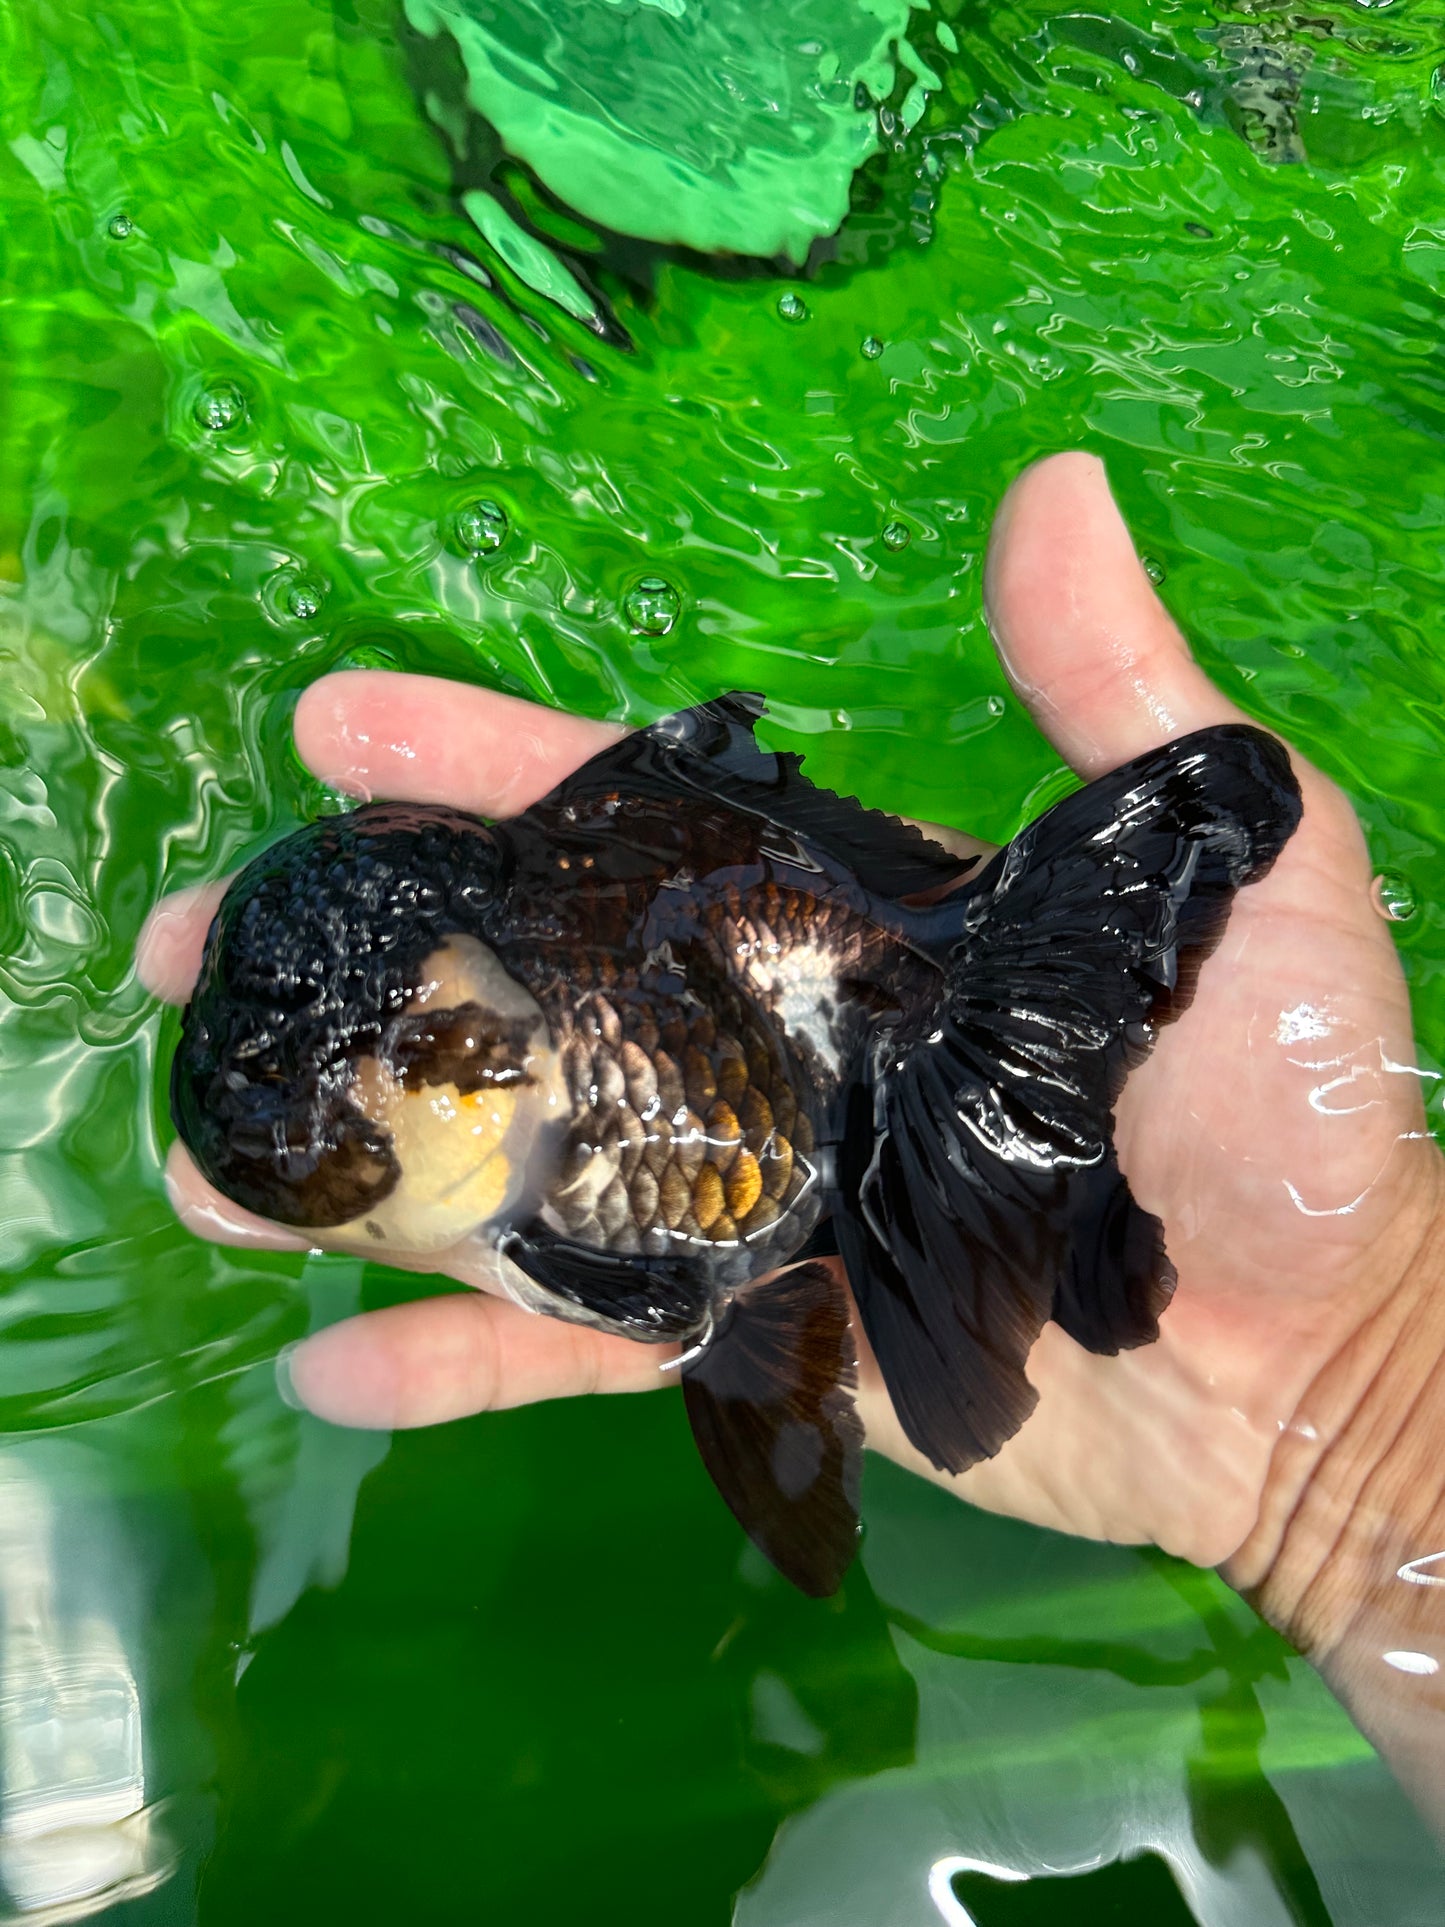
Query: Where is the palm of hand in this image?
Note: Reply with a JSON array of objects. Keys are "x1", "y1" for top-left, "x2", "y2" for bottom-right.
[
  {"x1": 890, "y1": 765, "x2": 1435, "y2": 1568},
  {"x1": 139, "y1": 454, "x2": 1439, "y2": 1574},
  {"x1": 868, "y1": 457, "x2": 1438, "y2": 1566}
]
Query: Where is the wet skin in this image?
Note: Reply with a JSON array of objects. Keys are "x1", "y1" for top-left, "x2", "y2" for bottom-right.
[{"x1": 139, "y1": 452, "x2": 1442, "y2": 1587}]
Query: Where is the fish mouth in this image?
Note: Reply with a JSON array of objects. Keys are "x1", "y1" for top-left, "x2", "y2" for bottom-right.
[{"x1": 316, "y1": 936, "x2": 565, "y2": 1258}]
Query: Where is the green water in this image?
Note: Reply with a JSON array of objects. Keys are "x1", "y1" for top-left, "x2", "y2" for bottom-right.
[{"x1": 3, "y1": 0, "x2": 1445, "y2": 1919}]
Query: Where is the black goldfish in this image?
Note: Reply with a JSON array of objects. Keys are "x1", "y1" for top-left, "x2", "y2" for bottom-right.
[{"x1": 171, "y1": 695, "x2": 1301, "y2": 1593}]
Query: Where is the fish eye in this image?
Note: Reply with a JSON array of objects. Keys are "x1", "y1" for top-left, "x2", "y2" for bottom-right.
[{"x1": 387, "y1": 1002, "x2": 539, "y2": 1093}]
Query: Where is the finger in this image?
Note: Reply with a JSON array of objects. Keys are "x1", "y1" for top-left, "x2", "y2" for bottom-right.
[
  {"x1": 279, "y1": 1292, "x2": 673, "y2": 1429},
  {"x1": 136, "y1": 879, "x2": 229, "y2": 1003},
  {"x1": 165, "y1": 1141, "x2": 311, "y2": 1251},
  {"x1": 983, "y1": 451, "x2": 1252, "y2": 776},
  {"x1": 167, "y1": 1123, "x2": 672, "y2": 1426},
  {"x1": 294, "y1": 670, "x2": 621, "y2": 814},
  {"x1": 903, "y1": 817, "x2": 997, "y2": 869}
]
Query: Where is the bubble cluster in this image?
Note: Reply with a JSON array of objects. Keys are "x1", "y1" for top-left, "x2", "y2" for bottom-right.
[
  {"x1": 451, "y1": 499, "x2": 509, "y2": 556},
  {"x1": 106, "y1": 213, "x2": 134, "y2": 240},
  {"x1": 861, "y1": 335, "x2": 884, "y2": 360},
  {"x1": 193, "y1": 381, "x2": 247, "y2": 434},
  {"x1": 1372, "y1": 873, "x2": 1418, "y2": 923},
  {"x1": 777, "y1": 291, "x2": 807, "y2": 322},
  {"x1": 881, "y1": 522, "x2": 911, "y2": 552},
  {"x1": 624, "y1": 576, "x2": 681, "y2": 637}
]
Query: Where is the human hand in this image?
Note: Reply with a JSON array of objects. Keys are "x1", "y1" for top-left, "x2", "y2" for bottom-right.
[{"x1": 138, "y1": 452, "x2": 1444, "y2": 1592}]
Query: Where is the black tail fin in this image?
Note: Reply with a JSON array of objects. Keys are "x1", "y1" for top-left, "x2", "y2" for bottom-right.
[{"x1": 834, "y1": 724, "x2": 1302, "y2": 1477}]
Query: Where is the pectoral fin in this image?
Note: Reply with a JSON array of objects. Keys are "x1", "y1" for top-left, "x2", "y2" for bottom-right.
[{"x1": 682, "y1": 1261, "x2": 863, "y2": 1598}]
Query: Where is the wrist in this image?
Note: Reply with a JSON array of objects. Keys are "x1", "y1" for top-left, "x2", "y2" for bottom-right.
[
  {"x1": 1225, "y1": 1160, "x2": 1445, "y2": 1646},
  {"x1": 1223, "y1": 1159, "x2": 1445, "y2": 1817}
]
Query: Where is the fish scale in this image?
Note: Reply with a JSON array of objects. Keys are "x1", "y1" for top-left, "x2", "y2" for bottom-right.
[{"x1": 537, "y1": 953, "x2": 820, "y2": 1275}]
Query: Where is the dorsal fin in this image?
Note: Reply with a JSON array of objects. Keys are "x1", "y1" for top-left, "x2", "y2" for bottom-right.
[{"x1": 514, "y1": 694, "x2": 974, "y2": 901}]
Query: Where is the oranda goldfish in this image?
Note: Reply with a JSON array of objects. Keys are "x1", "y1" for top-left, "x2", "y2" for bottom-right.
[{"x1": 172, "y1": 695, "x2": 1301, "y2": 1593}]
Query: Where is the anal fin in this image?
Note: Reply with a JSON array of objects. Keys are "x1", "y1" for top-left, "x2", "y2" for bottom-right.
[{"x1": 682, "y1": 1262, "x2": 863, "y2": 1598}]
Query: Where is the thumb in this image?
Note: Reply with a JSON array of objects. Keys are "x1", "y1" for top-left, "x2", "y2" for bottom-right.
[{"x1": 983, "y1": 452, "x2": 1251, "y2": 777}]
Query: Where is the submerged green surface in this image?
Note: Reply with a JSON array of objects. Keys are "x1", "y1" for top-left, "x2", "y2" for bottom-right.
[
  {"x1": 2, "y1": 0, "x2": 1445, "y2": 1919},
  {"x1": 410, "y1": 0, "x2": 931, "y2": 264}
]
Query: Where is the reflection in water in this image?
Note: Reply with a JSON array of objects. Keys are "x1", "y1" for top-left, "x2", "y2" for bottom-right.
[
  {"x1": 738, "y1": 1465, "x2": 1445, "y2": 1927},
  {"x1": 243, "y1": 1259, "x2": 391, "y2": 1640},
  {"x1": 0, "y1": 1456, "x2": 174, "y2": 1922},
  {"x1": 929, "y1": 1856, "x2": 1027, "y2": 1926}
]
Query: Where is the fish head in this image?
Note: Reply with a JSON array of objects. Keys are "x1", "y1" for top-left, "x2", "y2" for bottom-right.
[{"x1": 171, "y1": 805, "x2": 565, "y2": 1257}]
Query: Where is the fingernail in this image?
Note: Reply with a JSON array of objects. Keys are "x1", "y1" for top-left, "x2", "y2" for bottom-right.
[{"x1": 275, "y1": 1340, "x2": 307, "y2": 1412}]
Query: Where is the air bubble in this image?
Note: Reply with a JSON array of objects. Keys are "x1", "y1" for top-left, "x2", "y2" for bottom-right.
[
  {"x1": 262, "y1": 566, "x2": 329, "y2": 629},
  {"x1": 451, "y1": 499, "x2": 508, "y2": 556},
  {"x1": 1142, "y1": 555, "x2": 1166, "y2": 585},
  {"x1": 777, "y1": 291, "x2": 807, "y2": 322},
  {"x1": 194, "y1": 381, "x2": 247, "y2": 434},
  {"x1": 882, "y1": 522, "x2": 911, "y2": 552},
  {"x1": 1372, "y1": 873, "x2": 1418, "y2": 923},
  {"x1": 987, "y1": 694, "x2": 1006, "y2": 717},
  {"x1": 286, "y1": 579, "x2": 325, "y2": 622},
  {"x1": 107, "y1": 213, "x2": 134, "y2": 240},
  {"x1": 344, "y1": 642, "x2": 398, "y2": 670},
  {"x1": 861, "y1": 335, "x2": 884, "y2": 360},
  {"x1": 624, "y1": 576, "x2": 681, "y2": 637}
]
